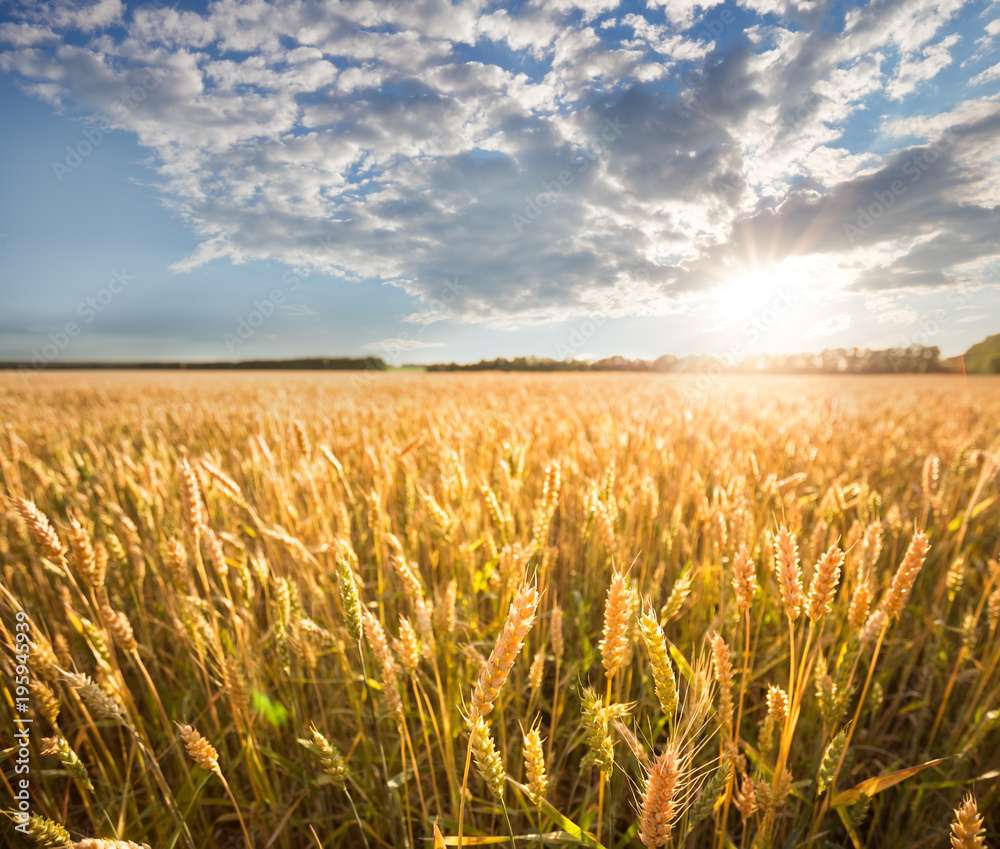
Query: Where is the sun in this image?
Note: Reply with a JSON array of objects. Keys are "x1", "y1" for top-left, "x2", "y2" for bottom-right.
[
  {"x1": 707, "y1": 262, "x2": 807, "y2": 353},
  {"x1": 712, "y1": 271, "x2": 777, "y2": 322}
]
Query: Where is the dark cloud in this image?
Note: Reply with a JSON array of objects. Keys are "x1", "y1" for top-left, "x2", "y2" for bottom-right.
[{"x1": 725, "y1": 113, "x2": 1000, "y2": 275}]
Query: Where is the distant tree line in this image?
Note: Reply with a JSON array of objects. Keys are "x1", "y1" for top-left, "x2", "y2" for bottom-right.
[
  {"x1": 1, "y1": 357, "x2": 388, "y2": 372},
  {"x1": 426, "y1": 345, "x2": 953, "y2": 374},
  {"x1": 7, "y1": 343, "x2": 994, "y2": 374},
  {"x1": 426, "y1": 355, "x2": 677, "y2": 372}
]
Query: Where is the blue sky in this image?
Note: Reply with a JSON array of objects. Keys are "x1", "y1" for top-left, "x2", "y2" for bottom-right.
[{"x1": 0, "y1": 0, "x2": 998, "y2": 366}]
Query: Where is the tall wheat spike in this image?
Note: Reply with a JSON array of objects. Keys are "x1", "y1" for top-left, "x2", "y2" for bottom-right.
[
  {"x1": 882, "y1": 532, "x2": 930, "y2": 620},
  {"x1": 470, "y1": 720, "x2": 506, "y2": 800},
  {"x1": 523, "y1": 725, "x2": 548, "y2": 806},
  {"x1": 601, "y1": 568, "x2": 631, "y2": 679},
  {"x1": 806, "y1": 543, "x2": 844, "y2": 622},
  {"x1": 469, "y1": 581, "x2": 540, "y2": 724},
  {"x1": 710, "y1": 632, "x2": 735, "y2": 733},
  {"x1": 177, "y1": 456, "x2": 204, "y2": 531},
  {"x1": 639, "y1": 607, "x2": 678, "y2": 720},
  {"x1": 637, "y1": 745, "x2": 681, "y2": 848},
  {"x1": 776, "y1": 526, "x2": 804, "y2": 621},
  {"x1": 732, "y1": 543, "x2": 757, "y2": 612},
  {"x1": 15, "y1": 497, "x2": 65, "y2": 560},
  {"x1": 361, "y1": 608, "x2": 404, "y2": 722}
]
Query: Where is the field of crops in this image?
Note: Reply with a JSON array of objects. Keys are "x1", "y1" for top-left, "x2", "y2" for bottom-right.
[{"x1": 1, "y1": 372, "x2": 998, "y2": 849}]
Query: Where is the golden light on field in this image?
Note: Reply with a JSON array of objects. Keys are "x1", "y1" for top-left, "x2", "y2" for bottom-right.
[{"x1": 1, "y1": 372, "x2": 998, "y2": 849}]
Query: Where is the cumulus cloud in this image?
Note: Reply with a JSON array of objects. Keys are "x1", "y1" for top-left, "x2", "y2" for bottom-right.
[{"x1": 0, "y1": 0, "x2": 997, "y2": 330}]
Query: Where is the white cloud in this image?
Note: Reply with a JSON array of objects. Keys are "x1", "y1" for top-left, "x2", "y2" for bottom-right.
[
  {"x1": 970, "y1": 62, "x2": 1000, "y2": 85},
  {"x1": 646, "y1": 0, "x2": 725, "y2": 30},
  {"x1": 882, "y1": 95, "x2": 1000, "y2": 138},
  {"x1": 886, "y1": 34, "x2": 960, "y2": 100},
  {"x1": 806, "y1": 314, "x2": 852, "y2": 336},
  {"x1": 279, "y1": 304, "x2": 319, "y2": 317},
  {"x1": 0, "y1": 22, "x2": 58, "y2": 46},
  {"x1": 362, "y1": 338, "x2": 446, "y2": 351},
  {"x1": 401, "y1": 311, "x2": 448, "y2": 325},
  {"x1": 843, "y1": 0, "x2": 965, "y2": 57},
  {"x1": 46, "y1": 0, "x2": 123, "y2": 32}
]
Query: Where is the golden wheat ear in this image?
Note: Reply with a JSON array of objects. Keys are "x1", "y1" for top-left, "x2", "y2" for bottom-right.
[
  {"x1": 469, "y1": 580, "x2": 540, "y2": 724},
  {"x1": 522, "y1": 723, "x2": 548, "y2": 806},
  {"x1": 949, "y1": 794, "x2": 986, "y2": 849},
  {"x1": 600, "y1": 568, "x2": 632, "y2": 679},
  {"x1": 731, "y1": 543, "x2": 757, "y2": 612},
  {"x1": 15, "y1": 497, "x2": 66, "y2": 560},
  {"x1": 177, "y1": 723, "x2": 221, "y2": 776},
  {"x1": 882, "y1": 531, "x2": 930, "y2": 620},
  {"x1": 806, "y1": 543, "x2": 844, "y2": 622},
  {"x1": 776, "y1": 526, "x2": 804, "y2": 621},
  {"x1": 637, "y1": 745, "x2": 681, "y2": 848}
]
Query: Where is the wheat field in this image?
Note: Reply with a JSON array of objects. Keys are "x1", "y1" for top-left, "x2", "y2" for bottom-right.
[{"x1": 1, "y1": 371, "x2": 998, "y2": 849}]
